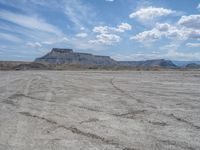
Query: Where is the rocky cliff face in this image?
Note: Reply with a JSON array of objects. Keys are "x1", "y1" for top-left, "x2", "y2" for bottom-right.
[{"x1": 35, "y1": 48, "x2": 117, "y2": 66}]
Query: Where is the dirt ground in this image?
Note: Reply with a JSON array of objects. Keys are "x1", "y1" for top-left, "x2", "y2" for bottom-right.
[{"x1": 0, "y1": 71, "x2": 200, "y2": 150}]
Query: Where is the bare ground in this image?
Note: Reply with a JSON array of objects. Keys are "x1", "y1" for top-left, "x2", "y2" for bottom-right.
[{"x1": 0, "y1": 71, "x2": 200, "y2": 150}]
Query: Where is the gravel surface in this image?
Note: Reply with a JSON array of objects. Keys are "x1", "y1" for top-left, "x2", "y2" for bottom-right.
[{"x1": 0, "y1": 71, "x2": 200, "y2": 150}]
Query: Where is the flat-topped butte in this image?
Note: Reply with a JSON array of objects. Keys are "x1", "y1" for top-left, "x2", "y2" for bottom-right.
[{"x1": 35, "y1": 48, "x2": 117, "y2": 66}]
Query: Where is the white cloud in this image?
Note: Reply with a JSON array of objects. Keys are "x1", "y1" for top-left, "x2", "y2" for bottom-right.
[
  {"x1": 105, "y1": 0, "x2": 114, "y2": 2},
  {"x1": 156, "y1": 23, "x2": 171, "y2": 31},
  {"x1": 114, "y1": 23, "x2": 132, "y2": 32},
  {"x1": 155, "y1": 23, "x2": 185, "y2": 39},
  {"x1": 0, "y1": 32, "x2": 22, "y2": 43},
  {"x1": 130, "y1": 29, "x2": 161, "y2": 42},
  {"x1": 130, "y1": 23, "x2": 174, "y2": 42},
  {"x1": 62, "y1": 37, "x2": 69, "y2": 41},
  {"x1": 64, "y1": 0, "x2": 96, "y2": 28},
  {"x1": 0, "y1": 10, "x2": 62, "y2": 35},
  {"x1": 166, "y1": 50, "x2": 200, "y2": 61},
  {"x1": 186, "y1": 29, "x2": 200, "y2": 39},
  {"x1": 80, "y1": 27, "x2": 85, "y2": 30},
  {"x1": 90, "y1": 23, "x2": 131, "y2": 45},
  {"x1": 131, "y1": 22, "x2": 200, "y2": 42},
  {"x1": 76, "y1": 33, "x2": 88, "y2": 38},
  {"x1": 160, "y1": 44, "x2": 179, "y2": 50},
  {"x1": 178, "y1": 15, "x2": 200, "y2": 29},
  {"x1": 1, "y1": 0, "x2": 95, "y2": 31},
  {"x1": 89, "y1": 33, "x2": 120, "y2": 45},
  {"x1": 0, "y1": 22, "x2": 70, "y2": 47},
  {"x1": 93, "y1": 23, "x2": 132, "y2": 34},
  {"x1": 197, "y1": 3, "x2": 200, "y2": 9},
  {"x1": 129, "y1": 6, "x2": 175, "y2": 22},
  {"x1": 93, "y1": 26, "x2": 109, "y2": 34},
  {"x1": 27, "y1": 42, "x2": 42, "y2": 48},
  {"x1": 186, "y1": 43, "x2": 200, "y2": 48}
]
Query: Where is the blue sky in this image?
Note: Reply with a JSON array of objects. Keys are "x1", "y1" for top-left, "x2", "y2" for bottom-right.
[{"x1": 0, "y1": 0, "x2": 200, "y2": 61}]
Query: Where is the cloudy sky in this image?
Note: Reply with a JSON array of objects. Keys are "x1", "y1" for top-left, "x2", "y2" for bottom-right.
[{"x1": 0, "y1": 0, "x2": 200, "y2": 61}]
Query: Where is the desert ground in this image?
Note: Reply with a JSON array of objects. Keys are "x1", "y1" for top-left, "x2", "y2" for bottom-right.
[{"x1": 0, "y1": 71, "x2": 200, "y2": 150}]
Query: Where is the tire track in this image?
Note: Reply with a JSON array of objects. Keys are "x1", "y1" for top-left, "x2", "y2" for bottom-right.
[
  {"x1": 4, "y1": 75, "x2": 40, "y2": 150},
  {"x1": 164, "y1": 113, "x2": 200, "y2": 130},
  {"x1": 158, "y1": 139, "x2": 196, "y2": 150},
  {"x1": 110, "y1": 78, "x2": 144, "y2": 104},
  {"x1": 19, "y1": 111, "x2": 139, "y2": 150}
]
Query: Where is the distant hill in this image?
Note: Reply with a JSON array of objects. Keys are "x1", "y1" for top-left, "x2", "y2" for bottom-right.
[
  {"x1": 13, "y1": 63, "x2": 48, "y2": 70},
  {"x1": 119, "y1": 59, "x2": 177, "y2": 69},
  {"x1": 0, "y1": 61, "x2": 28, "y2": 70},
  {"x1": 35, "y1": 48, "x2": 117, "y2": 66},
  {"x1": 173, "y1": 61, "x2": 200, "y2": 67},
  {"x1": 185, "y1": 63, "x2": 200, "y2": 69},
  {"x1": 0, "y1": 61, "x2": 48, "y2": 70}
]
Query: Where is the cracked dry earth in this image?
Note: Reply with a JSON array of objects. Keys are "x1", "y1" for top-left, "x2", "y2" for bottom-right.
[{"x1": 0, "y1": 71, "x2": 200, "y2": 150}]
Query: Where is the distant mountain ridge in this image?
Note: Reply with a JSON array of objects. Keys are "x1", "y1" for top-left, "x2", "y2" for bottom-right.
[
  {"x1": 185, "y1": 63, "x2": 200, "y2": 69},
  {"x1": 35, "y1": 48, "x2": 177, "y2": 68},
  {"x1": 119, "y1": 59, "x2": 177, "y2": 68},
  {"x1": 172, "y1": 61, "x2": 200, "y2": 67}
]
